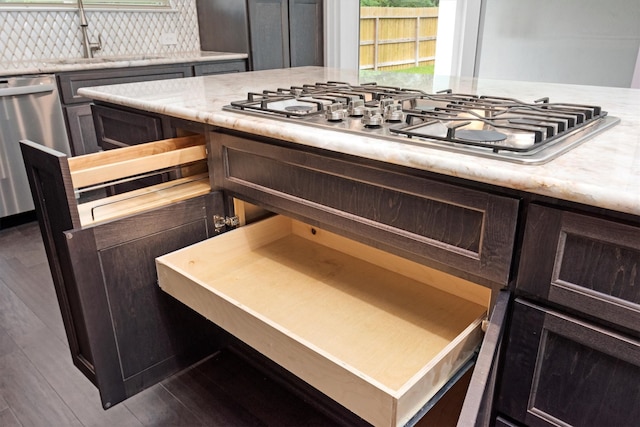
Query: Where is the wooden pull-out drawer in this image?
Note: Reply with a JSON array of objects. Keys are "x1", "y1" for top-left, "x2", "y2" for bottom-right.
[
  {"x1": 156, "y1": 215, "x2": 491, "y2": 427},
  {"x1": 21, "y1": 134, "x2": 211, "y2": 228}
]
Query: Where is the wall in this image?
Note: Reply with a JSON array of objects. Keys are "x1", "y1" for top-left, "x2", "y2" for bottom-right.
[
  {"x1": 476, "y1": 0, "x2": 640, "y2": 87},
  {"x1": 0, "y1": 0, "x2": 200, "y2": 63},
  {"x1": 433, "y1": 0, "x2": 481, "y2": 77},
  {"x1": 324, "y1": 0, "x2": 359, "y2": 71}
]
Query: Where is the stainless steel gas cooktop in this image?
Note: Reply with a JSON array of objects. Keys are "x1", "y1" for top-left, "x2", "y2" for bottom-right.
[{"x1": 224, "y1": 81, "x2": 620, "y2": 164}]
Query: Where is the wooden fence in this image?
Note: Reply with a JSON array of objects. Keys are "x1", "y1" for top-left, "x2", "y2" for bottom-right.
[{"x1": 360, "y1": 7, "x2": 438, "y2": 71}]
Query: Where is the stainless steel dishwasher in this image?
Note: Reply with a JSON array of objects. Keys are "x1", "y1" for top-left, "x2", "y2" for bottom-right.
[{"x1": 0, "y1": 74, "x2": 70, "y2": 218}]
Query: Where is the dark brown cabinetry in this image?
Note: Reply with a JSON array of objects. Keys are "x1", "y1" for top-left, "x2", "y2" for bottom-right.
[
  {"x1": 499, "y1": 299, "x2": 640, "y2": 426},
  {"x1": 20, "y1": 136, "x2": 226, "y2": 409},
  {"x1": 498, "y1": 204, "x2": 640, "y2": 426},
  {"x1": 23, "y1": 97, "x2": 640, "y2": 424},
  {"x1": 64, "y1": 103, "x2": 100, "y2": 154},
  {"x1": 197, "y1": 0, "x2": 323, "y2": 70},
  {"x1": 194, "y1": 59, "x2": 249, "y2": 76},
  {"x1": 516, "y1": 204, "x2": 640, "y2": 335},
  {"x1": 91, "y1": 103, "x2": 209, "y2": 150},
  {"x1": 92, "y1": 104, "x2": 164, "y2": 150},
  {"x1": 57, "y1": 60, "x2": 246, "y2": 155},
  {"x1": 20, "y1": 120, "x2": 518, "y2": 424},
  {"x1": 57, "y1": 65, "x2": 191, "y2": 156},
  {"x1": 212, "y1": 131, "x2": 519, "y2": 287}
]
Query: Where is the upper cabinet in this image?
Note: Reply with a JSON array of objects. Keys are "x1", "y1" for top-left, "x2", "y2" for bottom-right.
[{"x1": 197, "y1": 0, "x2": 324, "y2": 70}]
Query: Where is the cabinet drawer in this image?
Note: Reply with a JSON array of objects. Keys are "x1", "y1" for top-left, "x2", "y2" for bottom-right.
[
  {"x1": 499, "y1": 299, "x2": 640, "y2": 426},
  {"x1": 22, "y1": 134, "x2": 210, "y2": 228},
  {"x1": 57, "y1": 65, "x2": 193, "y2": 104},
  {"x1": 156, "y1": 214, "x2": 492, "y2": 427},
  {"x1": 517, "y1": 204, "x2": 640, "y2": 334},
  {"x1": 193, "y1": 60, "x2": 247, "y2": 76},
  {"x1": 211, "y1": 131, "x2": 519, "y2": 286}
]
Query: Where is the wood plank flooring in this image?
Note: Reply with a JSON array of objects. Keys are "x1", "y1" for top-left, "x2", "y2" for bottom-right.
[{"x1": 0, "y1": 220, "x2": 468, "y2": 426}]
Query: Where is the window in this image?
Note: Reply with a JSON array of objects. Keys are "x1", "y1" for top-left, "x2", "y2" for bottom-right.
[{"x1": 0, "y1": 0, "x2": 171, "y2": 8}]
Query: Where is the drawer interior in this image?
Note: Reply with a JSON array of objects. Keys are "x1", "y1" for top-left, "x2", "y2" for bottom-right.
[
  {"x1": 156, "y1": 214, "x2": 490, "y2": 426},
  {"x1": 67, "y1": 134, "x2": 210, "y2": 226}
]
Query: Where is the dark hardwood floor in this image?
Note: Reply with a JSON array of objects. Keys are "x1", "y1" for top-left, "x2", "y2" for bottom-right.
[{"x1": 0, "y1": 219, "x2": 467, "y2": 427}]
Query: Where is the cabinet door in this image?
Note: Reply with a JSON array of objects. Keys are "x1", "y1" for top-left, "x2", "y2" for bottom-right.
[
  {"x1": 248, "y1": 0, "x2": 290, "y2": 70},
  {"x1": 92, "y1": 104, "x2": 163, "y2": 149},
  {"x1": 20, "y1": 140, "x2": 90, "y2": 383},
  {"x1": 64, "y1": 104, "x2": 100, "y2": 155},
  {"x1": 288, "y1": 0, "x2": 323, "y2": 67},
  {"x1": 498, "y1": 299, "x2": 640, "y2": 426},
  {"x1": 517, "y1": 204, "x2": 640, "y2": 335},
  {"x1": 64, "y1": 193, "x2": 227, "y2": 409},
  {"x1": 196, "y1": 0, "x2": 251, "y2": 55}
]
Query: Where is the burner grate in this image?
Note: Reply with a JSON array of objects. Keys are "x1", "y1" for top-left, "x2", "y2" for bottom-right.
[{"x1": 224, "y1": 82, "x2": 619, "y2": 163}]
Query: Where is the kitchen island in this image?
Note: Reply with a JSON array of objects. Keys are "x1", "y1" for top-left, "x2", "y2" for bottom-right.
[
  {"x1": 78, "y1": 66, "x2": 639, "y2": 216},
  {"x1": 25, "y1": 67, "x2": 638, "y2": 426}
]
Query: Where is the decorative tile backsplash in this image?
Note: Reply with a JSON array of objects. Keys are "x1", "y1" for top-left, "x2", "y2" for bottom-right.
[{"x1": 0, "y1": 0, "x2": 201, "y2": 63}]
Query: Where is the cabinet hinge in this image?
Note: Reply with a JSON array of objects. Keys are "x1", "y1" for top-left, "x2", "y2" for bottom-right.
[{"x1": 213, "y1": 215, "x2": 240, "y2": 232}]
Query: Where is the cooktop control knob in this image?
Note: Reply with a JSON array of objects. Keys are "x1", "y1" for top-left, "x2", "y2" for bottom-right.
[
  {"x1": 348, "y1": 99, "x2": 366, "y2": 117},
  {"x1": 362, "y1": 107, "x2": 383, "y2": 127},
  {"x1": 325, "y1": 103, "x2": 346, "y2": 121},
  {"x1": 381, "y1": 100, "x2": 404, "y2": 122}
]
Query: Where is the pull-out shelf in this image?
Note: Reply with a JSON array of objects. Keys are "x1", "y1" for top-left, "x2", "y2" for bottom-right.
[
  {"x1": 19, "y1": 134, "x2": 222, "y2": 409},
  {"x1": 156, "y1": 215, "x2": 491, "y2": 427}
]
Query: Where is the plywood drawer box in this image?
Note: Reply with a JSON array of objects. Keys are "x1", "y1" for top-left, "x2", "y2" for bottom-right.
[
  {"x1": 156, "y1": 214, "x2": 491, "y2": 427},
  {"x1": 69, "y1": 134, "x2": 210, "y2": 226}
]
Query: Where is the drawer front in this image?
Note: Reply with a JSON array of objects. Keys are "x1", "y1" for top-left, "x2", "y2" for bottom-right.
[
  {"x1": 193, "y1": 60, "x2": 247, "y2": 76},
  {"x1": 211, "y1": 132, "x2": 519, "y2": 286},
  {"x1": 517, "y1": 204, "x2": 640, "y2": 334},
  {"x1": 499, "y1": 299, "x2": 640, "y2": 427},
  {"x1": 57, "y1": 65, "x2": 193, "y2": 104}
]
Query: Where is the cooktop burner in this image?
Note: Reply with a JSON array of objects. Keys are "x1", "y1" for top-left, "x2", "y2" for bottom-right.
[{"x1": 224, "y1": 81, "x2": 620, "y2": 164}]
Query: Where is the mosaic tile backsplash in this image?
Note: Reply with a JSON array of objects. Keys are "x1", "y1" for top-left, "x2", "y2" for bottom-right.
[{"x1": 0, "y1": 0, "x2": 201, "y2": 63}]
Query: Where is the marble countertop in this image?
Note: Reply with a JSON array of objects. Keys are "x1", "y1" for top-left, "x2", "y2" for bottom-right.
[
  {"x1": 0, "y1": 51, "x2": 248, "y2": 77},
  {"x1": 77, "y1": 66, "x2": 640, "y2": 216}
]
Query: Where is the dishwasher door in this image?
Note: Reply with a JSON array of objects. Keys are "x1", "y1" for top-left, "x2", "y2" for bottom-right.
[{"x1": 0, "y1": 75, "x2": 70, "y2": 218}]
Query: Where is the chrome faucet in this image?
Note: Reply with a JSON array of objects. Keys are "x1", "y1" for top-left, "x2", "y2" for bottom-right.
[{"x1": 78, "y1": 0, "x2": 102, "y2": 58}]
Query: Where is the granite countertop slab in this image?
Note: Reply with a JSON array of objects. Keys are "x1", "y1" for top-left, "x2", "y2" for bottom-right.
[
  {"x1": 77, "y1": 66, "x2": 640, "y2": 216},
  {"x1": 0, "y1": 51, "x2": 248, "y2": 77}
]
